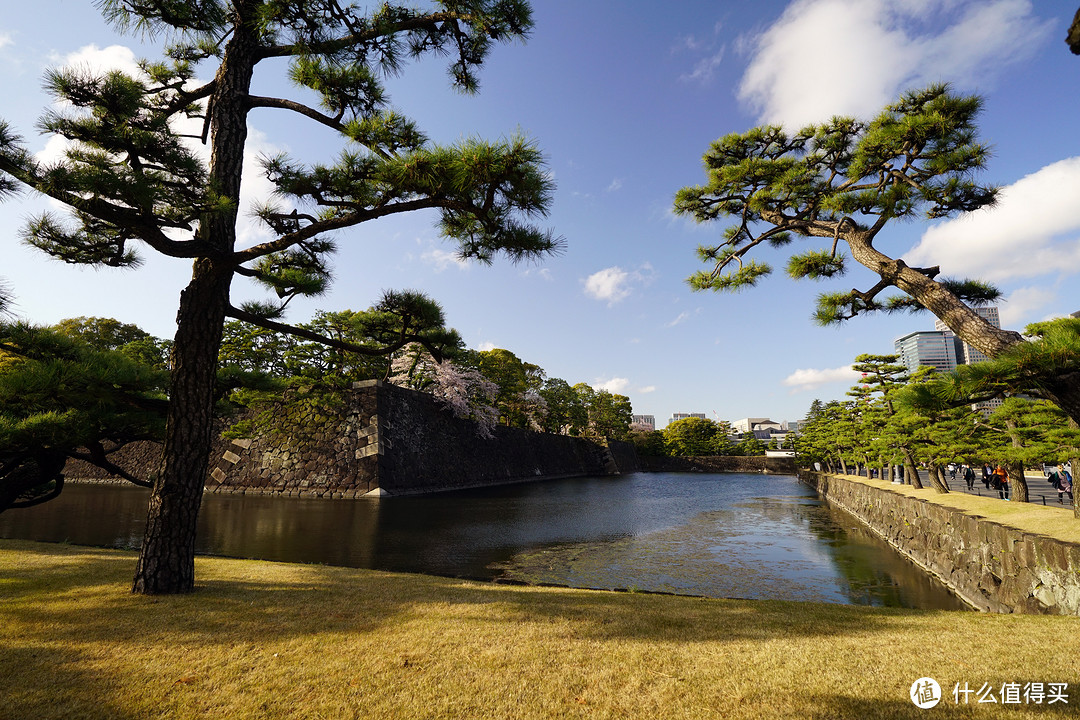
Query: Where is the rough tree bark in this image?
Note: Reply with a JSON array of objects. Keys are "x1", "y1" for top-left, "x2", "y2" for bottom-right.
[{"x1": 132, "y1": 10, "x2": 256, "y2": 594}]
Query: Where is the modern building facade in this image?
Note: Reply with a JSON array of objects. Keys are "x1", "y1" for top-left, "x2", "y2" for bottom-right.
[
  {"x1": 935, "y1": 306, "x2": 1001, "y2": 365},
  {"x1": 731, "y1": 417, "x2": 783, "y2": 434},
  {"x1": 893, "y1": 330, "x2": 958, "y2": 374},
  {"x1": 632, "y1": 414, "x2": 656, "y2": 431},
  {"x1": 897, "y1": 306, "x2": 1006, "y2": 416}
]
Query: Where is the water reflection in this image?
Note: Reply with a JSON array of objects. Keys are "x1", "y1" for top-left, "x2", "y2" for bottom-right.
[{"x1": 0, "y1": 472, "x2": 965, "y2": 610}]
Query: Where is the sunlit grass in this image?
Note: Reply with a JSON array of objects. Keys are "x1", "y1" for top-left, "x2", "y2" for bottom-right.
[
  {"x1": 2, "y1": 539, "x2": 1078, "y2": 719},
  {"x1": 832, "y1": 473, "x2": 1080, "y2": 543}
]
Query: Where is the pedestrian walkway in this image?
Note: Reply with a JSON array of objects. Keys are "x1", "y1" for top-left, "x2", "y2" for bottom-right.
[{"x1": 896, "y1": 470, "x2": 1075, "y2": 508}]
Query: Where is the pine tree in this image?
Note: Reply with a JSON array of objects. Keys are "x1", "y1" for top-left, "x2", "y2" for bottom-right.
[
  {"x1": 0, "y1": 323, "x2": 167, "y2": 511},
  {"x1": 0, "y1": 0, "x2": 558, "y2": 593},
  {"x1": 674, "y1": 85, "x2": 1080, "y2": 426}
]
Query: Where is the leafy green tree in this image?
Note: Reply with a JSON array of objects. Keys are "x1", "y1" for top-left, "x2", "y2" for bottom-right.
[
  {"x1": 713, "y1": 420, "x2": 736, "y2": 455},
  {"x1": 477, "y1": 348, "x2": 529, "y2": 427},
  {"x1": 572, "y1": 386, "x2": 632, "y2": 441},
  {"x1": 673, "y1": 84, "x2": 1080, "y2": 427},
  {"x1": 735, "y1": 431, "x2": 765, "y2": 457},
  {"x1": 628, "y1": 428, "x2": 667, "y2": 457},
  {"x1": 0, "y1": 323, "x2": 167, "y2": 511},
  {"x1": 538, "y1": 377, "x2": 580, "y2": 435},
  {"x1": 0, "y1": 0, "x2": 558, "y2": 594},
  {"x1": 662, "y1": 417, "x2": 719, "y2": 456},
  {"x1": 54, "y1": 316, "x2": 172, "y2": 370}
]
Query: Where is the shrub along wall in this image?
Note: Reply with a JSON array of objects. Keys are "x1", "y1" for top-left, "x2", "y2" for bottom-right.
[
  {"x1": 801, "y1": 471, "x2": 1080, "y2": 615},
  {"x1": 64, "y1": 380, "x2": 639, "y2": 497}
]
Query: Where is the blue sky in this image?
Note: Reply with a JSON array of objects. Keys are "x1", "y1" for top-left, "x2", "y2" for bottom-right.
[{"x1": 2, "y1": 1, "x2": 1079, "y2": 427}]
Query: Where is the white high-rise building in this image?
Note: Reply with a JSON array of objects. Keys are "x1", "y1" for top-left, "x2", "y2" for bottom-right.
[
  {"x1": 933, "y1": 306, "x2": 1004, "y2": 416},
  {"x1": 935, "y1": 306, "x2": 1001, "y2": 364},
  {"x1": 894, "y1": 331, "x2": 958, "y2": 374}
]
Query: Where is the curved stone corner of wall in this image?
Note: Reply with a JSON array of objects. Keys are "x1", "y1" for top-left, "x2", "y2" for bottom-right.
[{"x1": 800, "y1": 470, "x2": 1080, "y2": 616}]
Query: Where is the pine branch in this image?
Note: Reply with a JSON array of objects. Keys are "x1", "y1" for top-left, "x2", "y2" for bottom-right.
[
  {"x1": 225, "y1": 304, "x2": 446, "y2": 362},
  {"x1": 233, "y1": 197, "x2": 441, "y2": 262}
]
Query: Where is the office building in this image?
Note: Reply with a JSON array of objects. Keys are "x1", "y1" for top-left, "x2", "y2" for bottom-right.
[
  {"x1": 632, "y1": 414, "x2": 655, "y2": 431},
  {"x1": 935, "y1": 306, "x2": 1001, "y2": 364},
  {"x1": 894, "y1": 331, "x2": 958, "y2": 374},
  {"x1": 731, "y1": 417, "x2": 783, "y2": 434}
]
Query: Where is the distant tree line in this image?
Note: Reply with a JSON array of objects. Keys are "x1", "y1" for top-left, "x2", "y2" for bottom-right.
[
  {"x1": 794, "y1": 348, "x2": 1080, "y2": 516},
  {"x1": 630, "y1": 417, "x2": 769, "y2": 458}
]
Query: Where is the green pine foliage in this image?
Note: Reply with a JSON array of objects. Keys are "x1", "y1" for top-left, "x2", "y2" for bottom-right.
[{"x1": 0, "y1": 323, "x2": 168, "y2": 511}]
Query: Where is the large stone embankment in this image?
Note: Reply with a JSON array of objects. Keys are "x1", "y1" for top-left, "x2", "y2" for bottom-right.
[
  {"x1": 801, "y1": 471, "x2": 1080, "y2": 615},
  {"x1": 64, "y1": 380, "x2": 638, "y2": 497}
]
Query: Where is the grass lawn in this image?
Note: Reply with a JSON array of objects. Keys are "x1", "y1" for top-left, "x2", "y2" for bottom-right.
[{"x1": 2, "y1": 539, "x2": 1078, "y2": 719}]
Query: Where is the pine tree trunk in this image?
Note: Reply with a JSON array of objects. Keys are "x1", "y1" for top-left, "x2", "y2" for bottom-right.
[
  {"x1": 927, "y1": 463, "x2": 950, "y2": 494},
  {"x1": 131, "y1": 12, "x2": 256, "y2": 594},
  {"x1": 131, "y1": 261, "x2": 231, "y2": 593},
  {"x1": 1071, "y1": 454, "x2": 1080, "y2": 519},
  {"x1": 902, "y1": 448, "x2": 923, "y2": 489},
  {"x1": 1008, "y1": 461, "x2": 1028, "y2": 503}
]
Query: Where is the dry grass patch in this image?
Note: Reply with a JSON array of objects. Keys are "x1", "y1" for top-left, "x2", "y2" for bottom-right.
[
  {"x1": 2, "y1": 539, "x2": 1078, "y2": 719},
  {"x1": 833, "y1": 473, "x2": 1080, "y2": 544}
]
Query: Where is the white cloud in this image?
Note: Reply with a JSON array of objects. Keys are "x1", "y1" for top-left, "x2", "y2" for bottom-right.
[
  {"x1": 55, "y1": 43, "x2": 142, "y2": 78},
  {"x1": 905, "y1": 157, "x2": 1080, "y2": 282},
  {"x1": 606, "y1": 178, "x2": 623, "y2": 192},
  {"x1": 998, "y1": 287, "x2": 1059, "y2": 328},
  {"x1": 421, "y1": 247, "x2": 470, "y2": 272},
  {"x1": 593, "y1": 377, "x2": 630, "y2": 394},
  {"x1": 739, "y1": 0, "x2": 1053, "y2": 129},
  {"x1": 782, "y1": 365, "x2": 860, "y2": 393},
  {"x1": 477, "y1": 341, "x2": 497, "y2": 351},
  {"x1": 0, "y1": 33, "x2": 12, "y2": 51},
  {"x1": 666, "y1": 311, "x2": 690, "y2": 327},
  {"x1": 681, "y1": 49, "x2": 726, "y2": 83},
  {"x1": 522, "y1": 267, "x2": 553, "y2": 281},
  {"x1": 637, "y1": 385, "x2": 657, "y2": 394},
  {"x1": 583, "y1": 264, "x2": 653, "y2": 305}
]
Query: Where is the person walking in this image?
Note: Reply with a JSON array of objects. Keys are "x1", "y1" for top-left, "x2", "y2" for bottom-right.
[
  {"x1": 1050, "y1": 464, "x2": 1074, "y2": 504},
  {"x1": 982, "y1": 464, "x2": 993, "y2": 490},
  {"x1": 963, "y1": 464, "x2": 976, "y2": 491},
  {"x1": 993, "y1": 465, "x2": 1010, "y2": 500}
]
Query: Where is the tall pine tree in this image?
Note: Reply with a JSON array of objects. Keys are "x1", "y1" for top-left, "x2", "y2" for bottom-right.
[
  {"x1": 674, "y1": 85, "x2": 1080, "y2": 426},
  {"x1": 0, "y1": 0, "x2": 559, "y2": 593}
]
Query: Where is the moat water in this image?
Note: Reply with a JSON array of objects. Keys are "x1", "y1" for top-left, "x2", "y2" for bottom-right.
[{"x1": 0, "y1": 472, "x2": 965, "y2": 609}]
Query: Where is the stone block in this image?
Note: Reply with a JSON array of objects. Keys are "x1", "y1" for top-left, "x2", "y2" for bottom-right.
[
  {"x1": 1039, "y1": 541, "x2": 1070, "y2": 574},
  {"x1": 222, "y1": 450, "x2": 241, "y2": 464}
]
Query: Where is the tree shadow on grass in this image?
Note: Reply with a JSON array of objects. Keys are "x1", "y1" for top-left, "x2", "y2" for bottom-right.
[
  {"x1": 3, "y1": 540, "x2": 1077, "y2": 720},
  {"x1": 0, "y1": 538, "x2": 988, "y2": 649}
]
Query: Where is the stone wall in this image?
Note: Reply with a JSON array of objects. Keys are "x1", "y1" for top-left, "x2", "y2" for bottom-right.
[
  {"x1": 64, "y1": 380, "x2": 638, "y2": 498},
  {"x1": 801, "y1": 471, "x2": 1080, "y2": 615},
  {"x1": 640, "y1": 455, "x2": 797, "y2": 475}
]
